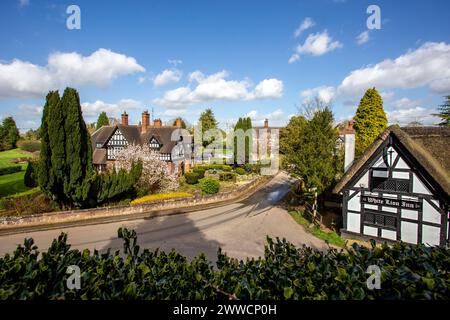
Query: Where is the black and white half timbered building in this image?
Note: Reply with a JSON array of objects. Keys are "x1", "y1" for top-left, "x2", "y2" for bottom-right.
[
  {"x1": 91, "y1": 111, "x2": 192, "y2": 175},
  {"x1": 333, "y1": 126, "x2": 450, "y2": 246}
]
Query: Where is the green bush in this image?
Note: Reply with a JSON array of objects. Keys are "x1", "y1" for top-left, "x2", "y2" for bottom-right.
[
  {"x1": 0, "y1": 166, "x2": 22, "y2": 176},
  {"x1": 192, "y1": 168, "x2": 205, "y2": 179},
  {"x1": 234, "y1": 167, "x2": 246, "y2": 175},
  {"x1": 219, "y1": 172, "x2": 236, "y2": 182},
  {"x1": 18, "y1": 140, "x2": 41, "y2": 153},
  {"x1": 199, "y1": 178, "x2": 220, "y2": 194},
  {"x1": 24, "y1": 161, "x2": 38, "y2": 188},
  {"x1": 184, "y1": 172, "x2": 200, "y2": 184},
  {"x1": 0, "y1": 228, "x2": 449, "y2": 300}
]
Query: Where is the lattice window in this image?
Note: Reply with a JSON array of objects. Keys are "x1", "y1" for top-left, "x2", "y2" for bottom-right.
[
  {"x1": 149, "y1": 137, "x2": 160, "y2": 149},
  {"x1": 364, "y1": 210, "x2": 397, "y2": 230},
  {"x1": 370, "y1": 174, "x2": 410, "y2": 193}
]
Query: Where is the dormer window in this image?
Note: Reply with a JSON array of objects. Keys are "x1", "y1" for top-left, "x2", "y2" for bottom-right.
[{"x1": 149, "y1": 137, "x2": 160, "y2": 149}]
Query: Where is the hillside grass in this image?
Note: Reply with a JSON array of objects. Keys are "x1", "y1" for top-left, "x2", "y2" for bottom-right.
[{"x1": 0, "y1": 148, "x2": 34, "y2": 198}]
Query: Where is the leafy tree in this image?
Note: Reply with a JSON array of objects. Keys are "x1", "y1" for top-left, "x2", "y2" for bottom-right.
[
  {"x1": 0, "y1": 116, "x2": 20, "y2": 150},
  {"x1": 284, "y1": 100, "x2": 339, "y2": 195},
  {"x1": 353, "y1": 88, "x2": 388, "y2": 156},
  {"x1": 24, "y1": 161, "x2": 38, "y2": 188},
  {"x1": 96, "y1": 111, "x2": 109, "y2": 129},
  {"x1": 434, "y1": 95, "x2": 450, "y2": 126},
  {"x1": 198, "y1": 108, "x2": 218, "y2": 147},
  {"x1": 280, "y1": 115, "x2": 308, "y2": 156}
]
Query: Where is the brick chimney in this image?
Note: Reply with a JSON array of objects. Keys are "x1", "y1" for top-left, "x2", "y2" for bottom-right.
[
  {"x1": 141, "y1": 110, "x2": 150, "y2": 133},
  {"x1": 121, "y1": 111, "x2": 128, "y2": 126},
  {"x1": 153, "y1": 118, "x2": 162, "y2": 128},
  {"x1": 175, "y1": 118, "x2": 182, "y2": 128},
  {"x1": 264, "y1": 119, "x2": 269, "y2": 128}
]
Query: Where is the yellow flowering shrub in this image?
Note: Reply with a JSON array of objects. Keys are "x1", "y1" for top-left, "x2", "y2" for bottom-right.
[{"x1": 131, "y1": 192, "x2": 193, "y2": 205}]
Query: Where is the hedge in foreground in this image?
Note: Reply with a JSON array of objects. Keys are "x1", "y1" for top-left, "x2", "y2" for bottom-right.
[{"x1": 0, "y1": 228, "x2": 449, "y2": 300}]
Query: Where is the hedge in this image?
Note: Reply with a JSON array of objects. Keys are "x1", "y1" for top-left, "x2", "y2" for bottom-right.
[
  {"x1": 0, "y1": 228, "x2": 448, "y2": 300},
  {"x1": 0, "y1": 166, "x2": 22, "y2": 176},
  {"x1": 192, "y1": 167, "x2": 205, "y2": 179},
  {"x1": 234, "y1": 167, "x2": 246, "y2": 175},
  {"x1": 18, "y1": 140, "x2": 41, "y2": 153},
  {"x1": 131, "y1": 192, "x2": 193, "y2": 205},
  {"x1": 194, "y1": 164, "x2": 232, "y2": 172}
]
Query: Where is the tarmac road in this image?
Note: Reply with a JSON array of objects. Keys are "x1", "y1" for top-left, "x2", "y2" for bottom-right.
[{"x1": 0, "y1": 172, "x2": 329, "y2": 261}]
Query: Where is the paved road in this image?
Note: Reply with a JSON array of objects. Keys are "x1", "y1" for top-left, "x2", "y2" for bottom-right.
[{"x1": 0, "y1": 172, "x2": 329, "y2": 261}]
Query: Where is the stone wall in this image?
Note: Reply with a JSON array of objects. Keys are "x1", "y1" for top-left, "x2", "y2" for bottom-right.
[{"x1": 0, "y1": 175, "x2": 270, "y2": 231}]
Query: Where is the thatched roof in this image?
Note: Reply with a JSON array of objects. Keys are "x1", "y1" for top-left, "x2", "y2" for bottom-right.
[{"x1": 333, "y1": 125, "x2": 450, "y2": 199}]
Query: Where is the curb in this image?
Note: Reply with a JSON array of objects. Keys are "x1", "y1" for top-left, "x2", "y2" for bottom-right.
[{"x1": 0, "y1": 175, "x2": 275, "y2": 236}]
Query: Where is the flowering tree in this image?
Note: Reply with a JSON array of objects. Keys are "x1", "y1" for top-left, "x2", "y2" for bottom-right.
[{"x1": 115, "y1": 144, "x2": 178, "y2": 194}]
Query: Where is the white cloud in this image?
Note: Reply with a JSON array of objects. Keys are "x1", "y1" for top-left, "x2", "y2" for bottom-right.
[
  {"x1": 381, "y1": 91, "x2": 395, "y2": 100},
  {"x1": 81, "y1": 99, "x2": 143, "y2": 117},
  {"x1": 295, "y1": 30, "x2": 342, "y2": 57},
  {"x1": 19, "y1": 0, "x2": 29, "y2": 7},
  {"x1": 18, "y1": 104, "x2": 43, "y2": 116},
  {"x1": 294, "y1": 18, "x2": 315, "y2": 37},
  {"x1": 392, "y1": 97, "x2": 420, "y2": 109},
  {"x1": 168, "y1": 59, "x2": 182, "y2": 66},
  {"x1": 153, "y1": 70, "x2": 283, "y2": 108},
  {"x1": 138, "y1": 77, "x2": 146, "y2": 84},
  {"x1": 387, "y1": 107, "x2": 440, "y2": 126},
  {"x1": 249, "y1": 79, "x2": 284, "y2": 99},
  {"x1": 156, "y1": 109, "x2": 188, "y2": 117},
  {"x1": 356, "y1": 31, "x2": 370, "y2": 45},
  {"x1": 0, "y1": 48, "x2": 145, "y2": 99},
  {"x1": 153, "y1": 68, "x2": 182, "y2": 87},
  {"x1": 288, "y1": 53, "x2": 300, "y2": 64},
  {"x1": 246, "y1": 108, "x2": 285, "y2": 125},
  {"x1": 338, "y1": 42, "x2": 450, "y2": 98},
  {"x1": 300, "y1": 86, "x2": 336, "y2": 104}
]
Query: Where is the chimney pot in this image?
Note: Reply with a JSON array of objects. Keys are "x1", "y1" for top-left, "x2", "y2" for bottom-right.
[
  {"x1": 141, "y1": 110, "x2": 150, "y2": 133},
  {"x1": 264, "y1": 118, "x2": 269, "y2": 128},
  {"x1": 153, "y1": 118, "x2": 162, "y2": 128},
  {"x1": 121, "y1": 111, "x2": 128, "y2": 126},
  {"x1": 175, "y1": 118, "x2": 182, "y2": 128}
]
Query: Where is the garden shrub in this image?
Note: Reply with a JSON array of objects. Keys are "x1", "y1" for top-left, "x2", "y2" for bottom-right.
[
  {"x1": 0, "y1": 165, "x2": 22, "y2": 176},
  {"x1": 18, "y1": 140, "x2": 41, "y2": 153},
  {"x1": 24, "y1": 161, "x2": 38, "y2": 188},
  {"x1": 184, "y1": 172, "x2": 200, "y2": 184},
  {"x1": 194, "y1": 164, "x2": 232, "y2": 172},
  {"x1": 219, "y1": 172, "x2": 236, "y2": 182},
  {"x1": 131, "y1": 192, "x2": 193, "y2": 205},
  {"x1": 0, "y1": 228, "x2": 449, "y2": 300},
  {"x1": 234, "y1": 167, "x2": 246, "y2": 175},
  {"x1": 199, "y1": 178, "x2": 220, "y2": 194},
  {"x1": 192, "y1": 167, "x2": 205, "y2": 179},
  {"x1": 1, "y1": 192, "x2": 55, "y2": 216}
]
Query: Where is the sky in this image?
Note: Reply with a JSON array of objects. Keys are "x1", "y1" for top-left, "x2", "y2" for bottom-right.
[{"x1": 0, "y1": 0, "x2": 449, "y2": 132}]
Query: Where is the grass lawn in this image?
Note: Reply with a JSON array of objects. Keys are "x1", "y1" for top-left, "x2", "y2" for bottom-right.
[
  {"x1": 0, "y1": 148, "x2": 34, "y2": 198},
  {"x1": 289, "y1": 210, "x2": 346, "y2": 248}
]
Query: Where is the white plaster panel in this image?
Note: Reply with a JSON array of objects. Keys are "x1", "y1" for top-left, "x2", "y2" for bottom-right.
[
  {"x1": 422, "y1": 200, "x2": 441, "y2": 224},
  {"x1": 401, "y1": 221, "x2": 418, "y2": 244},
  {"x1": 381, "y1": 229, "x2": 397, "y2": 240},
  {"x1": 347, "y1": 212, "x2": 361, "y2": 233},
  {"x1": 363, "y1": 226, "x2": 378, "y2": 237},
  {"x1": 382, "y1": 206, "x2": 397, "y2": 213},
  {"x1": 395, "y1": 157, "x2": 410, "y2": 169},
  {"x1": 412, "y1": 174, "x2": 431, "y2": 195},
  {"x1": 422, "y1": 225, "x2": 440, "y2": 246},
  {"x1": 401, "y1": 209, "x2": 418, "y2": 220},
  {"x1": 364, "y1": 204, "x2": 378, "y2": 210},
  {"x1": 354, "y1": 172, "x2": 369, "y2": 189},
  {"x1": 348, "y1": 192, "x2": 361, "y2": 212},
  {"x1": 392, "y1": 171, "x2": 409, "y2": 179}
]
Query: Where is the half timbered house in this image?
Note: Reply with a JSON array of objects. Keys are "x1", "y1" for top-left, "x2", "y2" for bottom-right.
[
  {"x1": 333, "y1": 125, "x2": 450, "y2": 246},
  {"x1": 91, "y1": 111, "x2": 192, "y2": 174}
]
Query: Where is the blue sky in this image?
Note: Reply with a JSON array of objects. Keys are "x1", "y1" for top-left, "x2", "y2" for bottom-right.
[{"x1": 1, "y1": 0, "x2": 449, "y2": 131}]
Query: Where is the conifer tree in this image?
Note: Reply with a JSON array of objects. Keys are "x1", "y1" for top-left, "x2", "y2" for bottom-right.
[
  {"x1": 353, "y1": 87, "x2": 388, "y2": 156},
  {"x1": 96, "y1": 111, "x2": 109, "y2": 129},
  {"x1": 434, "y1": 95, "x2": 450, "y2": 126},
  {"x1": 0, "y1": 117, "x2": 20, "y2": 150}
]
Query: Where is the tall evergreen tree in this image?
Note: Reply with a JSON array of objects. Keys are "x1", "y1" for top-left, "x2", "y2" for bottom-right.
[
  {"x1": 233, "y1": 117, "x2": 252, "y2": 164},
  {"x1": 39, "y1": 91, "x2": 59, "y2": 200},
  {"x1": 434, "y1": 95, "x2": 450, "y2": 126},
  {"x1": 96, "y1": 111, "x2": 109, "y2": 129},
  {"x1": 61, "y1": 88, "x2": 94, "y2": 207},
  {"x1": 353, "y1": 87, "x2": 388, "y2": 156}
]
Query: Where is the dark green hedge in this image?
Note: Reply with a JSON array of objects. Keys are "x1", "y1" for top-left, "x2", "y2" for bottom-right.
[
  {"x1": 0, "y1": 228, "x2": 449, "y2": 300},
  {"x1": 0, "y1": 165, "x2": 22, "y2": 176}
]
